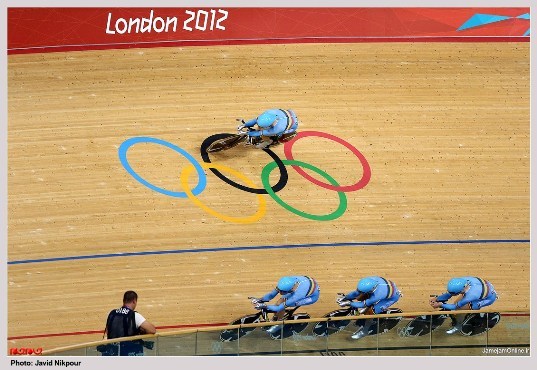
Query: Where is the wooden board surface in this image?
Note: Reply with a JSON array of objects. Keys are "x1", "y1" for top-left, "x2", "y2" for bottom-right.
[{"x1": 7, "y1": 42, "x2": 529, "y2": 352}]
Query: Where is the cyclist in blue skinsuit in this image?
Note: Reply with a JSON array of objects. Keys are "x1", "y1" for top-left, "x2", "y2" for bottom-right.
[
  {"x1": 237, "y1": 109, "x2": 299, "y2": 149},
  {"x1": 337, "y1": 276, "x2": 402, "y2": 339},
  {"x1": 430, "y1": 277, "x2": 498, "y2": 334},
  {"x1": 252, "y1": 276, "x2": 320, "y2": 320}
]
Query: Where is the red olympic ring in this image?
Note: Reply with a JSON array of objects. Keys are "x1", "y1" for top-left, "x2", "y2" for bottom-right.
[{"x1": 283, "y1": 131, "x2": 371, "y2": 192}]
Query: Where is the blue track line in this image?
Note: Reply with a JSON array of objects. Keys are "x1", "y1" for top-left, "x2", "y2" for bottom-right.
[{"x1": 8, "y1": 239, "x2": 529, "y2": 265}]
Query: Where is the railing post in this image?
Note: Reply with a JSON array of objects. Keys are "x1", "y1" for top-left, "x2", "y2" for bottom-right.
[
  {"x1": 280, "y1": 320, "x2": 284, "y2": 356},
  {"x1": 376, "y1": 319, "x2": 379, "y2": 356},
  {"x1": 194, "y1": 330, "x2": 198, "y2": 356},
  {"x1": 429, "y1": 314, "x2": 433, "y2": 356},
  {"x1": 237, "y1": 325, "x2": 241, "y2": 356},
  {"x1": 325, "y1": 318, "x2": 329, "y2": 355},
  {"x1": 485, "y1": 313, "x2": 489, "y2": 349},
  {"x1": 156, "y1": 335, "x2": 159, "y2": 356}
]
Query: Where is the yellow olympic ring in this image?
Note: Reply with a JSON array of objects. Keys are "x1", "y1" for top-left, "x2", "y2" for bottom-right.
[{"x1": 180, "y1": 163, "x2": 267, "y2": 224}]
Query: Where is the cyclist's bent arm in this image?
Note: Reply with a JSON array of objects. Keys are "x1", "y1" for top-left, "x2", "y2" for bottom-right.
[
  {"x1": 266, "y1": 303, "x2": 285, "y2": 312},
  {"x1": 350, "y1": 301, "x2": 366, "y2": 309},
  {"x1": 261, "y1": 289, "x2": 279, "y2": 302},
  {"x1": 441, "y1": 295, "x2": 474, "y2": 310},
  {"x1": 436, "y1": 292, "x2": 451, "y2": 302},
  {"x1": 244, "y1": 118, "x2": 257, "y2": 127}
]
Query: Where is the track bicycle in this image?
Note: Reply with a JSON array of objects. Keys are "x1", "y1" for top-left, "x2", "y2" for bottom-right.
[
  {"x1": 311, "y1": 293, "x2": 403, "y2": 339},
  {"x1": 220, "y1": 297, "x2": 311, "y2": 341}
]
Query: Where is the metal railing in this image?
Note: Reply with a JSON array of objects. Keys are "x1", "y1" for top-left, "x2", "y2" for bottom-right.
[{"x1": 41, "y1": 310, "x2": 530, "y2": 356}]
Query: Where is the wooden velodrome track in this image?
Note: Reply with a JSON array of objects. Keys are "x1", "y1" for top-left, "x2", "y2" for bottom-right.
[{"x1": 8, "y1": 42, "x2": 529, "y2": 352}]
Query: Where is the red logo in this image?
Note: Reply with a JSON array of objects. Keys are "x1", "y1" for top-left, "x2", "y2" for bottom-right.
[{"x1": 9, "y1": 347, "x2": 43, "y2": 355}]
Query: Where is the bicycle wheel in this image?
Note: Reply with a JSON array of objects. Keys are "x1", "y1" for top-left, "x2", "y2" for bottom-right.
[
  {"x1": 220, "y1": 312, "x2": 263, "y2": 342},
  {"x1": 312, "y1": 308, "x2": 353, "y2": 337},
  {"x1": 206, "y1": 134, "x2": 246, "y2": 153},
  {"x1": 267, "y1": 313, "x2": 311, "y2": 340},
  {"x1": 460, "y1": 312, "x2": 501, "y2": 336},
  {"x1": 398, "y1": 314, "x2": 448, "y2": 337},
  {"x1": 377, "y1": 308, "x2": 403, "y2": 334}
]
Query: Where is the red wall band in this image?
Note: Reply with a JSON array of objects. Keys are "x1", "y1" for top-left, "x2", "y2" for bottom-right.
[{"x1": 8, "y1": 8, "x2": 530, "y2": 54}]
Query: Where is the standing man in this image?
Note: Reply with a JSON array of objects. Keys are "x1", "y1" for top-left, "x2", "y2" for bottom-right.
[{"x1": 103, "y1": 290, "x2": 156, "y2": 356}]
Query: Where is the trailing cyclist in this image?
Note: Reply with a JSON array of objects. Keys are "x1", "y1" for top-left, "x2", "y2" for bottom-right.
[{"x1": 430, "y1": 277, "x2": 498, "y2": 334}]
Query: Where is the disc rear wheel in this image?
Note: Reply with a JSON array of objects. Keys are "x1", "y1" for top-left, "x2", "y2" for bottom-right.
[{"x1": 206, "y1": 134, "x2": 246, "y2": 153}]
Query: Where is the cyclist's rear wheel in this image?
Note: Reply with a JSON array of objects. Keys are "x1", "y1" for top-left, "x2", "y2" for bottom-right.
[
  {"x1": 268, "y1": 313, "x2": 310, "y2": 340},
  {"x1": 460, "y1": 312, "x2": 501, "y2": 336},
  {"x1": 312, "y1": 308, "x2": 353, "y2": 337},
  {"x1": 206, "y1": 134, "x2": 246, "y2": 153},
  {"x1": 398, "y1": 313, "x2": 448, "y2": 337}
]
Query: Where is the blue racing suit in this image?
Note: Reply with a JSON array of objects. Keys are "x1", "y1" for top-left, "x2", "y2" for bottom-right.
[
  {"x1": 344, "y1": 276, "x2": 401, "y2": 314},
  {"x1": 244, "y1": 109, "x2": 299, "y2": 138},
  {"x1": 436, "y1": 276, "x2": 497, "y2": 310},
  {"x1": 260, "y1": 276, "x2": 320, "y2": 313}
]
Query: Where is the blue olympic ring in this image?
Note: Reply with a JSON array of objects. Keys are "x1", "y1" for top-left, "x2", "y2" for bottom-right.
[{"x1": 118, "y1": 137, "x2": 207, "y2": 198}]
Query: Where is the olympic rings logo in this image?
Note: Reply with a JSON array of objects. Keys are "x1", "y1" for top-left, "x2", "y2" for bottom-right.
[{"x1": 118, "y1": 131, "x2": 371, "y2": 224}]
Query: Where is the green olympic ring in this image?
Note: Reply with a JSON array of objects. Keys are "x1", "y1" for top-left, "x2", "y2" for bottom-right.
[{"x1": 261, "y1": 159, "x2": 348, "y2": 221}]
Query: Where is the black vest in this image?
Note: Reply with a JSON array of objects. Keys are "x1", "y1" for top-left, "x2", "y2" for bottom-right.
[{"x1": 105, "y1": 306, "x2": 139, "y2": 339}]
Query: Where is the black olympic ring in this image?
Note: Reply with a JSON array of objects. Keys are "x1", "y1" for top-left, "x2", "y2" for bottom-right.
[{"x1": 200, "y1": 133, "x2": 288, "y2": 194}]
